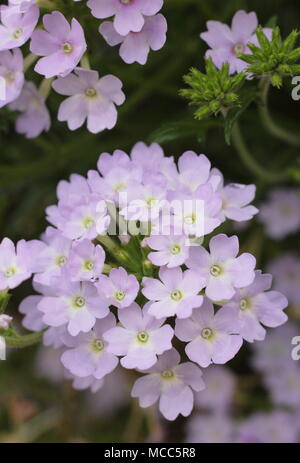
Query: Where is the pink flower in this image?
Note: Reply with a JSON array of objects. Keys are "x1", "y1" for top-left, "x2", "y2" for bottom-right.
[
  {"x1": 87, "y1": 0, "x2": 163, "y2": 36},
  {"x1": 96, "y1": 267, "x2": 139, "y2": 309},
  {"x1": 52, "y1": 68, "x2": 125, "y2": 133},
  {"x1": 200, "y1": 10, "x2": 272, "y2": 74},
  {"x1": 103, "y1": 303, "x2": 174, "y2": 370},
  {"x1": 142, "y1": 266, "x2": 205, "y2": 319},
  {"x1": 0, "y1": 48, "x2": 24, "y2": 107},
  {"x1": 175, "y1": 298, "x2": 243, "y2": 368},
  {"x1": 222, "y1": 270, "x2": 288, "y2": 342},
  {"x1": 0, "y1": 4, "x2": 39, "y2": 50},
  {"x1": 61, "y1": 314, "x2": 118, "y2": 379},
  {"x1": 131, "y1": 348, "x2": 205, "y2": 421},
  {"x1": 186, "y1": 234, "x2": 256, "y2": 301},
  {"x1": 99, "y1": 14, "x2": 167, "y2": 65},
  {"x1": 9, "y1": 81, "x2": 51, "y2": 138},
  {"x1": 30, "y1": 11, "x2": 87, "y2": 78}
]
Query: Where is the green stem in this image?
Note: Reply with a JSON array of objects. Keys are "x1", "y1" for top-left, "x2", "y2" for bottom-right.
[
  {"x1": 80, "y1": 53, "x2": 91, "y2": 70},
  {"x1": 39, "y1": 78, "x2": 54, "y2": 100},
  {"x1": 231, "y1": 121, "x2": 289, "y2": 183},
  {"x1": 23, "y1": 53, "x2": 38, "y2": 72},
  {"x1": 258, "y1": 76, "x2": 300, "y2": 146},
  {"x1": 4, "y1": 330, "x2": 44, "y2": 348}
]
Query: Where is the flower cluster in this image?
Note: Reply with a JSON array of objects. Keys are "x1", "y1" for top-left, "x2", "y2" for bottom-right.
[
  {"x1": 0, "y1": 142, "x2": 288, "y2": 421},
  {"x1": 0, "y1": 0, "x2": 167, "y2": 137}
]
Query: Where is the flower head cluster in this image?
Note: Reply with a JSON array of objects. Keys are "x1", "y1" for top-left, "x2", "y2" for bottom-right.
[{"x1": 0, "y1": 141, "x2": 288, "y2": 421}]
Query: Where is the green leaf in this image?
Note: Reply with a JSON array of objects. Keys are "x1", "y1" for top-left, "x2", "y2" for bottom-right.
[{"x1": 148, "y1": 118, "x2": 221, "y2": 144}]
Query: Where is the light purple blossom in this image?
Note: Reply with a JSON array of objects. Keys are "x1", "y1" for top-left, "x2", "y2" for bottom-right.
[
  {"x1": 264, "y1": 367, "x2": 300, "y2": 408},
  {"x1": 9, "y1": 81, "x2": 51, "y2": 138},
  {"x1": 175, "y1": 298, "x2": 243, "y2": 368},
  {"x1": 0, "y1": 314, "x2": 13, "y2": 329},
  {"x1": 69, "y1": 373, "x2": 104, "y2": 393},
  {"x1": 222, "y1": 270, "x2": 288, "y2": 342},
  {"x1": 0, "y1": 237, "x2": 44, "y2": 290},
  {"x1": 33, "y1": 227, "x2": 72, "y2": 286},
  {"x1": 0, "y1": 48, "x2": 24, "y2": 107},
  {"x1": 99, "y1": 14, "x2": 167, "y2": 65},
  {"x1": 103, "y1": 302, "x2": 174, "y2": 370},
  {"x1": 19, "y1": 295, "x2": 46, "y2": 332},
  {"x1": 67, "y1": 240, "x2": 105, "y2": 281},
  {"x1": 186, "y1": 414, "x2": 235, "y2": 443},
  {"x1": 87, "y1": 0, "x2": 164, "y2": 36},
  {"x1": 61, "y1": 314, "x2": 118, "y2": 379},
  {"x1": 259, "y1": 188, "x2": 300, "y2": 239},
  {"x1": 119, "y1": 181, "x2": 166, "y2": 222},
  {"x1": 200, "y1": 10, "x2": 272, "y2": 74},
  {"x1": 52, "y1": 67, "x2": 125, "y2": 133},
  {"x1": 38, "y1": 279, "x2": 109, "y2": 336},
  {"x1": 146, "y1": 232, "x2": 190, "y2": 268},
  {"x1": 267, "y1": 253, "x2": 300, "y2": 306},
  {"x1": 142, "y1": 266, "x2": 205, "y2": 319},
  {"x1": 217, "y1": 179, "x2": 258, "y2": 222},
  {"x1": 186, "y1": 234, "x2": 256, "y2": 301},
  {"x1": 131, "y1": 348, "x2": 205, "y2": 421},
  {"x1": 0, "y1": 4, "x2": 39, "y2": 50},
  {"x1": 96, "y1": 267, "x2": 139, "y2": 308},
  {"x1": 30, "y1": 11, "x2": 87, "y2": 78}
]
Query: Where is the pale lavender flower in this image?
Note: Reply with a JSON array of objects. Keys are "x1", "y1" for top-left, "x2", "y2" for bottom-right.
[
  {"x1": 0, "y1": 314, "x2": 13, "y2": 329},
  {"x1": 30, "y1": 11, "x2": 87, "y2": 78},
  {"x1": 131, "y1": 348, "x2": 205, "y2": 421},
  {"x1": 61, "y1": 314, "x2": 118, "y2": 379},
  {"x1": 103, "y1": 302, "x2": 174, "y2": 370},
  {"x1": 33, "y1": 227, "x2": 72, "y2": 286},
  {"x1": 222, "y1": 270, "x2": 288, "y2": 343},
  {"x1": 43, "y1": 325, "x2": 67, "y2": 349},
  {"x1": 173, "y1": 151, "x2": 213, "y2": 192},
  {"x1": 217, "y1": 178, "x2": 258, "y2": 222},
  {"x1": 87, "y1": 0, "x2": 163, "y2": 36},
  {"x1": 99, "y1": 14, "x2": 167, "y2": 65},
  {"x1": 146, "y1": 232, "x2": 190, "y2": 268},
  {"x1": 175, "y1": 298, "x2": 243, "y2": 368},
  {"x1": 142, "y1": 266, "x2": 205, "y2": 319},
  {"x1": 67, "y1": 240, "x2": 105, "y2": 281},
  {"x1": 186, "y1": 414, "x2": 235, "y2": 443},
  {"x1": 259, "y1": 188, "x2": 300, "y2": 239},
  {"x1": 70, "y1": 373, "x2": 104, "y2": 393},
  {"x1": 7, "y1": 1, "x2": 35, "y2": 13},
  {"x1": 0, "y1": 4, "x2": 39, "y2": 50},
  {"x1": 52, "y1": 67, "x2": 125, "y2": 133},
  {"x1": 267, "y1": 253, "x2": 300, "y2": 306},
  {"x1": 194, "y1": 365, "x2": 236, "y2": 413},
  {"x1": 38, "y1": 279, "x2": 109, "y2": 336},
  {"x1": 119, "y1": 181, "x2": 166, "y2": 222},
  {"x1": 264, "y1": 367, "x2": 300, "y2": 408},
  {"x1": 236, "y1": 411, "x2": 299, "y2": 443},
  {"x1": 0, "y1": 48, "x2": 23, "y2": 107},
  {"x1": 200, "y1": 10, "x2": 272, "y2": 74},
  {"x1": 96, "y1": 267, "x2": 139, "y2": 309},
  {"x1": 19, "y1": 295, "x2": 46, "y2": 332},
  {"x1": 0, "y1": 237, "x2": 44, "y2": 290},
  {"x1": 186, "y1": 234, "x2": 256, "y2": 301},
  {"x1": 9, "y1": 81, "x2": 51, "y2": 138}
]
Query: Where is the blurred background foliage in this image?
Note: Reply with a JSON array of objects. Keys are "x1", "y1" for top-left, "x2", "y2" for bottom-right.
[{"x1": 1, "y1": 0, "x2": 300, "y2": 443}]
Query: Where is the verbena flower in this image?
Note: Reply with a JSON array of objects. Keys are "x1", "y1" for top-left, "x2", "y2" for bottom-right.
[
  {"x1": 52, "y1": 67, "x2": 125, "y2": 133},
  {"x1": 103, "y1": 302, "x2": 174, "y2": 370},
  {"x1": 30, "y1": 11, "x2": 87, "y2": 78},
  {"x1": 99, "y1": 14, "x2": 167, "y2": 65},
  {"x1": 175, "y1": 298, "x2": 243, "y2": 368},
  {"x1": 87, "y1": 0, "x2": 163, "y2": 36},
  {"x1": 267, "y1": 253, "x2": 300, "y2": 305},
  {"x1": 0, "y1": 48, "x2": 24, "y2": 107},
  {"x1": 0, "y1": 4, "x2": 39, "y2": 50},
  {"x1": 131, "y1": 348, "x2": 205, "y2": 421},
  {"x1": 200, "y1": 10, "x2": 272, "y2": 74},
  {"x1": 9, "y1": 81, "x2": 51, "y2": 138}
]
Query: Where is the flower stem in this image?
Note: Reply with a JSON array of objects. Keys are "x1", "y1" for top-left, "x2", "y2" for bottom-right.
[
  {"x1": 80, "y1": 54, "x2": 91, "y2": 70},
  {"x1": 3, "y1": 330, "x2": 44, "y2": 348},
  {"x1": 24, "y1": 53, "x2": 38, "y2": 72},
  {"x1": 258, "y1": 76, "x2": 300, "y2": 146},
  {"x1": 231, "y1": 121, "x2": 289, "y2": 183},
  {"x1": 39, "y1": 78, "x2": 54, "y2": 100}
]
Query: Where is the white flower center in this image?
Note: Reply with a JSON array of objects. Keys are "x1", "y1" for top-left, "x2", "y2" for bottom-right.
[
  {"x1": 56, "y1": 255, "x2": 67, "y2": 267},
  {"x1": 161, "y1": 369, "x2": 175, "y2": 379},
  {"x1": 73, "y1": 296, "x2": 85, "y2": 308},
  {"x1": 83, "y1": 260, "x2": 94, "y2": 271},
  {"x1": 5, "y1": 267, "x2": 17, "y2": 277},
  {"x1": 85, "y1": 87, "x2": 97, "y2": 98},
  {"x1": 170, "y1": 289, "x2": 183, "y2": 301},
  {"x1": 137, "y1": 331, "x2": 149, "y2": 343},
  {"x1": 12, "y1": 28, "x2": 23, "y2": 40},
  {"x1": 239, "y1": 298, "x2": 250, "y2": 310},
  {"x1": 83, "y1": 217, "x2": 95, "y2": 229},
  {"x1": 62, "y1": 42, "x2": 73, "y2": 54},
  {"x1": 201, "y1": 327, "x2": 214, "y2": 340},
  {"x1": 184, "y1": 213, "x2": 196, "y2": 225},
  {"x1": 5, "y1": 71, "x2": 15, "y2": 84},
  {"x1": 114, "y1": 290, "x2": 125, "y2": 302},
  {"x1": 170, "y1": 243, "x2": 181, "y2": 255},
  {"x1": 92, "y1": 338, "x2": 104, "y2": 352},
  {"x1": 210, "y1": 264, "x2": 222, "y2": 277},
  {"x1": 234, "y1": 44, "x2": 244, "y2": 56}
]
